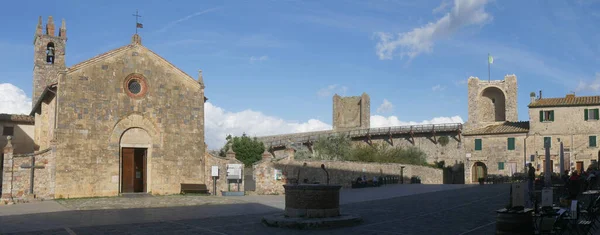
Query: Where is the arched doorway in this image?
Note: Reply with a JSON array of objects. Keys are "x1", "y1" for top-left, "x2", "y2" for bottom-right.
[
  {"x1": 480, "y1": 87, "x2": 506, "y2": 122},
  {"x1": 120, "y1": 127, "x2": 152, "y2": 193},
  {"x1": 472, "y1": 162, "x2": 487, "y2": 183}
]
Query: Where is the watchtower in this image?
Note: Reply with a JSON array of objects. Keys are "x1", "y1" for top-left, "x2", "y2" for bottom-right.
[
  {"x1": 332, "y1": 93, "x2": 370, "y2": 131},
  {"x1": 466, "y1": 75, "x2": 518, "y2": 130},
  {"x1": 33, "y1": 16, "x2": 67, "y2": 107}
]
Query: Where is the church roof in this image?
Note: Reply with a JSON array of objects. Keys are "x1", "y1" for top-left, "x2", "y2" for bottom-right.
[
  {"x1": 30, "y1": 83, "x2": 57, "y2": 116},
  {"x1": 529, "y1": 94, "x2": 600, "y2": 108},
  {"x1": 462, "y1": 121, "x2": 530, "y2": 136},
  {"x1": 0, "y1": 113, "x2": 34, "y2": 124}
]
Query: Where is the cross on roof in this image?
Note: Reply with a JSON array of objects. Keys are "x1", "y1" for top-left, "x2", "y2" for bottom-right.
[{"x1": 132, "y1": 10, "x2": 143, "y2": 34}]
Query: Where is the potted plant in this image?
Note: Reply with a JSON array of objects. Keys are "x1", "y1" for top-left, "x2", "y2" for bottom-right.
[{"x1": 478, "y1": 177, "x2": 485, "y2": 185}]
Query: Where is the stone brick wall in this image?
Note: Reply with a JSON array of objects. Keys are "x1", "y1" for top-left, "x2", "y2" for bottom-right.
[
  {"x1": 269, "y1": 134, "x2": 466, "y2": 165},
  {"x1": 48, "y1": 41, "x2": 205, "y2": 198},
  {"x1": 33, "y1": 16, "x2": 66, "y2": 107},
  {"x1": 463, "y1": 133, "x2": 528, "y2": 183},
  {"x1": 34, "y1": 91, "x2": 57, "y2": 151},
  {"x1": 253, "y1": 148, "x2": 443, "y2": 195},
  {"x1": 2, "y1": 138, "x2": 55, "y2": 203},
  {"x1": 332, "y1": 93, "x2": 370, "y2": 131},
  {"x1": 204, "y1": 152, "x2": 245, "y2": 195},
  {"x1": 0, "y1": 123, "x2": 35, "y2": 155},
  {"x1": 466, "y1": 75, "x2": 518, "y2": 130}
]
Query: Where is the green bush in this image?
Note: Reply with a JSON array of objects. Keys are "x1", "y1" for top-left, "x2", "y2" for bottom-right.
[{"x1": 311, "y1": 135, "x2": 429, "y2": 166}]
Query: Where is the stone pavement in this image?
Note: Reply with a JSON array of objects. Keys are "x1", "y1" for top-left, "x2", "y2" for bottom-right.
[{"x1": 0, "y1": 184, "x2": 511, "y2": 235}]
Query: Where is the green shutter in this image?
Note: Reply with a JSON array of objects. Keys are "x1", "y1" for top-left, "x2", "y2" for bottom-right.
[
  {"x1": 507, "y1": 137, "x2": 515, "y2": 150},
  {"x1": 539, "y1": 110, "x2": 543, "y2": 122},
  {"x1": 595, "y1": 109, "x2": 599, "y2": 120},
  {"x1": 498, "y1": 162, "x2": 505, "y2": 170},
  {"x1": 549, "y1": 111, "x2": 554, "y2": 121},
  {"x1": 544, "y1": 137, "x2": 551, "y2": 148},
  {"x1": 590, "y1": 136, "x2": 597, "y2": 147},
  {"x1": 475, "y1": 139, "x2": 482, "y2": 151},
  {"x1": 585, "y1": 109, "x2": 589, "y2": 121}
]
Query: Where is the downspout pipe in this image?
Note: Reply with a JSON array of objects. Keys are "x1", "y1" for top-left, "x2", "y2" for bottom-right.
[{"x1": 524, "y1": 133, "x2": 529, "y2": 172}]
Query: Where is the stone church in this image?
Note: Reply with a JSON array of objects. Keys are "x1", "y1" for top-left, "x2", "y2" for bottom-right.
[{"x1": 1, "y1": 16, "x2": 218, "y2": 200}]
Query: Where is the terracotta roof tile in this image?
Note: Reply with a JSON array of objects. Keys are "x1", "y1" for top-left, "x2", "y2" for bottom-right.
[
  {"x1": 0, "y1": 113, "x2": 34, "y2": 124},
  {"x1": 463, "y1": 121, "x2": 529, "y2": 136},
  {"x1": 529, "y1": 95, "x2": 600, "y2": 108}
]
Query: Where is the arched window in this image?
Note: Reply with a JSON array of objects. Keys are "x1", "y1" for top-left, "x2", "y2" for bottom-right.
[{"x1": 46, "y1": 42, "x2": 55, "y2": 64}]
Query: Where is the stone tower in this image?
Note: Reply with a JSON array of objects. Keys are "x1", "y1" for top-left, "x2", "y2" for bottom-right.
[
  {"x1": 332, "y1": 92, "x2": 370, "y2": 131},
  {"x1": 33, "y1": 16, "x2": 67, "y2": 107},
  {"x1": 466, "y1": 75, "x2": 518, "y2": 130}
]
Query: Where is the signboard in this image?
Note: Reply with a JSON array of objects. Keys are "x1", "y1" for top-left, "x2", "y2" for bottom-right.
[
  {"x1": 227, "y1": 164, "x2": 243, "y2": 180},
  {"x1": 211, "y1": 166, "x2": 219, "y2": 177},
  {"x1": 511, "y1": 182, "x2": 525, "y2": 207},
  {"x1": 541, "y1": 188, "x2": 553, "y2": 207},
  {"x1": 274, "y1": 169, "x2": 282, "y2": 180}
]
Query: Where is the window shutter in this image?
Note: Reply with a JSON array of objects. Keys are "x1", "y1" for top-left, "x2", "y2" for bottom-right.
[
  {"x1": 544, "y1": 137, "x2": 551, "y2": 148},
  {"x1": 550, "y1": 111, "x2": 554, "y2": 121},
  {"x1": 540, "y1": 110, "x2": 543, "y2": 122},
  {"x1": 498, "y1": 162, "x2": 504, "y2": 170},
  {"x1": 475, "y1": 139, "x2": 482, "y2": 150},
  {"x1": 507, "y1": 138, "x2": 515, "y2": 150},
  {"x1": 595, "y1": 109, "x2": 599, "y2": 120},
  {"x1": 585, "y1": 109, "x2": 589, "y2": 121},
  {"x1": 590, "y1": 136, "x2": 597, "y2": 147}
]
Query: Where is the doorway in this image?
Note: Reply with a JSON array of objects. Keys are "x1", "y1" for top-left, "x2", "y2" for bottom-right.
[
  {"x1": 121, "y1": 148, "x2": 147, "y2": 193},
  {"x1": 576, "y1": 161, "x2": 584, "y2": 173},
  {"x1": 472, "y1": 162, "x2": 487, "y2": 182}
]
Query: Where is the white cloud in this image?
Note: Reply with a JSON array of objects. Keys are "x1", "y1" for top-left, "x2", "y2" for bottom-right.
[
  {"x1": 376, "y1": 99, "x2": 394, "y2": 113},
  {"x1": 156, "y1": 7, "x2": 221, "y2": 33},
  {"x1": 432, "y1": 84, "x2": 446, "y2": 91},
  {"x1": 375, "y1": 0, "x2": 492, "y2": 60},
  {"x1": 204, "y1": 102, "x2": 331, "y2": 150},
  {"x1": 575, "y1": 72, "x2": 600, "y2": 92},
  {"x1": 0, "y1": 83, "x2": 31, "y2": 115},
  {"x1": 317, "y1": 84, "x2": 348, "y2": 98},
  {"x1": 370, "y1": 115, "x2": 464, "y2": 128},
  {"x1": 432, "y1": 0, "x2": 450, "y2": 14},
  {"x1": 249, "y1": 55, "x2": 269, "y2": 63}
]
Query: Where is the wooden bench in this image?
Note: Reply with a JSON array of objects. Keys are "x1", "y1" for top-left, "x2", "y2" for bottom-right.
[{"x1": 180, "y1": 184, "x2": 210, "y2": 194}]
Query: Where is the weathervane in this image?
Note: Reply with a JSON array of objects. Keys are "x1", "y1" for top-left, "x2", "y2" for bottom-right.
[{"x1": 132, "y1": 10, "x2": 143, "y2": 34}]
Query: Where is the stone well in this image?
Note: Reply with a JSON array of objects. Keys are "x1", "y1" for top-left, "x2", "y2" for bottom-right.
[
  {"x1": 262, "y1": 183, "x2": 362, "y2": 229},
  {"x1": 284, "y1": 184, "x2": 342, "y2": 218}
]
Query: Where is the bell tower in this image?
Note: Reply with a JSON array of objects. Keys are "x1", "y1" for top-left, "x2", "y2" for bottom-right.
[{"x1": 33, "y1": 16, "x2": 67, "y2": 107}]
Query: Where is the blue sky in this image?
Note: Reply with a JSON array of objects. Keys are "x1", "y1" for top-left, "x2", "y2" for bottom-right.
[{"x1": 1, "y1": 0, "x2": 600, "y2": 149}]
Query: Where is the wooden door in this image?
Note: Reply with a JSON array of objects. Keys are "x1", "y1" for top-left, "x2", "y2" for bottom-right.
[
  {"x1": 133, "y1": 148, "x2": 146, "y2": 192},
  {"x1": 122, "y1": 148, "x2": 135, "y2": 193},
  {"x1": 577, "y1": 161, "x2": 584, "y2": 173}
]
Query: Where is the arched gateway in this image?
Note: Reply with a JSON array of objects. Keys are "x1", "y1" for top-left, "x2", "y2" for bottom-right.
[{"x1": 472, "y1": 162, "x2": 487, "y2": 183}]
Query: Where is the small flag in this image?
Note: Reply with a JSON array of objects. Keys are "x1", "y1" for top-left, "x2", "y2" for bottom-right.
[
  {"x1": 136, "y1": 23, "x2": 143, "y2": 28},
  {"x1": 488, "y1": 54, "x2": 494, "y2": 64}
]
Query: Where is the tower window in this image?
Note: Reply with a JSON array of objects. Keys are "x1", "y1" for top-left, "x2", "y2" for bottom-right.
[{"x1": 46, "y1": 42, "x2": 55, "y2": 64}]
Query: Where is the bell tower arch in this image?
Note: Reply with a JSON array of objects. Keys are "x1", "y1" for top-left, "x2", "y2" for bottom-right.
[
  {"x1": 466, "y1": 75, "x2": 518, "y2": 130},
  {"x1": 33, "y1": 16, "x2": 67, "y2": 108}
]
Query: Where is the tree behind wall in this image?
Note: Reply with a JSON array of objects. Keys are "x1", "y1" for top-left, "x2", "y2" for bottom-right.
[{"x1": 219, "y1": 134, "x2": 265, "y2": 166}]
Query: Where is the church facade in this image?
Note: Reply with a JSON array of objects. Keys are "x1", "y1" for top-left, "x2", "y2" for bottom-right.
[{"x1": 2, "y1": 16, "x2": 209, "y2": 200}]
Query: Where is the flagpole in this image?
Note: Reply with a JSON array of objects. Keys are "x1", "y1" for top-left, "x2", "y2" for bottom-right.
[{"x1": 488, "y1": 53, "x2": 490, "y2": 82}]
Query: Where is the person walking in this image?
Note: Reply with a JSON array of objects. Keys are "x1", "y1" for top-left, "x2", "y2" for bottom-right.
[{"x1": 527, "y1": 163, "x2": 536, "y2": 207}]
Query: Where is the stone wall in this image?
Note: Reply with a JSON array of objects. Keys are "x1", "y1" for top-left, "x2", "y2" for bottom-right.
[
  {"x1": 204, "y1": 151, "x2": 245, "y2": 195},
  {"x1": 466, "y1": 75, "x2": 518, "y2": 130},
  {"x1": 49, "y1": 40, "x2": 205, "y2": 198},
  {"x1": 332, "y1": 93, "x2": 370, "y2": 131},
  {"x1": 253, "y1": 148, "x2": 443, "y2": 195},
  {"x1": 270, "y1": 134, "x2": 466, "y2": 165},
  {"x1": 463, "y1": 133, "x2": 528, "y2": 183},
  {"x1": 2, "y1": 137, "x2": 56, "y2": 203},
  {"x1": 0, "y1": 123, "x2": 35, "y2": 155}
]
